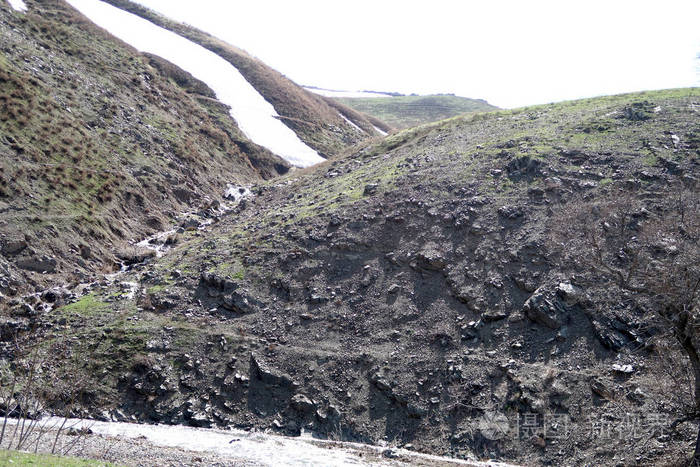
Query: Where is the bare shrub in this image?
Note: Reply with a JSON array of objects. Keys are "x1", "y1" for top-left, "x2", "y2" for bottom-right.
[{"x1": 549, "y1": 185, "x2": 700, "y2": 463}]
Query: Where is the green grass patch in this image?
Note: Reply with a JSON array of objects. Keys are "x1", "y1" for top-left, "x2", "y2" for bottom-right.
[
  {"x1": 60, "y1": 294, "x2": 110, "y2": 317},
  {"x1": 0, "y1": 449, "x2": 116, "y2": 466}
]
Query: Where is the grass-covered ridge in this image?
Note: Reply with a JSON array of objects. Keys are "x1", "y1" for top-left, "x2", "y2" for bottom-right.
[{"x1": 334, "y1": 93, "x2": 498, "y2": 129}]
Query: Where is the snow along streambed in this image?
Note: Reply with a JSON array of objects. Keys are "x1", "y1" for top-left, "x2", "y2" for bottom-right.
[
  {"x1": 65, "y1": 0, "x2": 324, "y2": 168},
  {"x1": 4, "y1": 417, "x2": 516, "y2": 466}
]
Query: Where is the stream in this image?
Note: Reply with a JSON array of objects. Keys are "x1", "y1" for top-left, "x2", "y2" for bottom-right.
[{"x1": 3, "y1": 417, "x2": 516, "y2": 466}]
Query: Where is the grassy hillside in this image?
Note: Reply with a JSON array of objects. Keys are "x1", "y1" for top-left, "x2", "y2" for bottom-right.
[
  {"x1": 100, "y1": 0, "x2": 387, "y2": 156},
  {"x1": 0, "y1": 0, "x2": 288, "y2": 296},
  {"x1": 19, "y1": 88, "x2": 699, "y2": 465},
  {"x1": 335, "y1": 94, "x2": 498, "y2": 129}
]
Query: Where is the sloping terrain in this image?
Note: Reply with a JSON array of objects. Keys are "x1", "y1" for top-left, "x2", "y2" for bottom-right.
[
  {"x1": 334, "y1": 94, "x2": 498, "y2": 129},
  {"x1": 100, "y1": 0, "x2": 386, "y2": 158},
  {"x1": 0, "y1": 0, "x2": 290, "y2": 296},
  {"x1": 16, "y1": 88, "x2": 699, "y2": 465}
]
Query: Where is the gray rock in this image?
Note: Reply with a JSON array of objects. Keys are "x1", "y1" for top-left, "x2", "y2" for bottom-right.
[
  {"x1": 482, "y1": 310, "x2": 507, "y2": 322},
  {"x1": 671, "y1": 133, "x2": 680, "y2": 148},
  {"x1": 590, "y1": 380, "x2": 613, "y2": 400},
  {"x1": 556, "y1": 282, "x2": 582, "y2": 306},
  {"x1": 309, "y1": 294, "x2": 328, "y2": 304},
  {"x1": 523, "y1": 286, "x2": 563, "y2": 330},
  {"x1": 612, "y1": 363, "x2": 634, "y2": 374},
  {"x1": 223, "y1": 290, "x2": 261, "y2": 314},
  {"x1": 414, "y1": 249, "x2": 446, "y2": 271},
  {"x1": 188, "y1": 411, "x2": 211, "y2": 427},
  {"x1": 250, "y1": 353, "x2": 294, "y2": 387},
  {"x1": 591, "y1": 320, "x2": 628, "y2": 351},
  {"x1": 290, "y1": 394, "x2": 315, "y2": 413},
  {"x1": 16, "y1": 255, "x2": 57, "y2": 273},
  {"x1": 1, "y1": 238, "x2": 27, "y2": 256},
  {"x1": 363, "y1": 184, "x2": 378, "y2": 196},
  {"x1": 180, "y1": 218, "x2": 200, "y2": 230},
  {"x1": 497, "y1": 205, "x2": 524, "y2": 219}
]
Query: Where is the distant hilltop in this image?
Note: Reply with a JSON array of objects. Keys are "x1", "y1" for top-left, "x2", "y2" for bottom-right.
[{"x1": 304, "y1": 87, "x2": 498, "y2": 129}]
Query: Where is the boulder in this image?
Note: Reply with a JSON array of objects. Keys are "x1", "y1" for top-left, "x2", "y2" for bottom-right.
[
  {"x1": 1, "y1": 238, "x2": 27, "y2": 256},
  {"x1": 363, "y1": 184, "x2": 378, "y2": 196},
  {"x1": 250, "y1": 353, "x2": 294, "y2": 387},
  {"x1": 222, "y1": 290, "x2": 262, "y2": 314},
  {"x1": 556, "y1": 282, "x2": 582, "y2": 306},
  {"x1": 16, "y1": 255, "x2": 57, "y2": 273},
  {"x1": 290, "y1": 394, "x2": 315, "y2": 414},
  {"x1": 414, "y1": 249, "x2": 446, "y2": 271},
  {"x1": 523, "y1": 286, "x2": 564, "y2": 330}
]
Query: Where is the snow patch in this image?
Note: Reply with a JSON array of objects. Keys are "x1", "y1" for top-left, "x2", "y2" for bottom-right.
[
  {"x1": 223, "y1": 184, "x2": 251, "y2": 202},
  {"x1": 6, "y1": 0, "x2": 27, "y2": 12},
  {"x1": 339, "y1": 113, "x2": 364, "y2": 133},
  {"x1": 373, "y1": 125, "x2": 388, "y2": 136},
  {"x1": 66, "y1": 0, "x2": 324, "y2": 168},
  {"x1": 136, "y1": 229, "x2": 177, "y2": 258},
  {"x1": 305, "y1": 87, "x2": 393, "y2": 99}
]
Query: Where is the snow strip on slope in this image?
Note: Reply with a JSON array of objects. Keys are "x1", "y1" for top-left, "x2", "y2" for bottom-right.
[
  {"x1": 66, "y1": 0, "x2": 324, "y2": 168},
  {"x1": 373, "y1": 125, "x2": 388, "y2": 136},
  {"x1": 6, "y1": 0, "x2": 27, "y2": 12},
  {"x1": 305, "y1": 87, "x2": 394, "y2": 99},
  {"x1": 339, "y1": 113, "x2": 365, "y2": 133}
]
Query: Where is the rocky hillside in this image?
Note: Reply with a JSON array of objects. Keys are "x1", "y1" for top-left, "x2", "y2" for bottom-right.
[
  {"x1": 333, "y1": 94, "x2": 498, "y2": 129},
  {"x1": 100, "y1": 0, "x2": 386, "y2": 157},
  {"x1": 14, "y1": 87, "x2": 699, "y2": 465}
]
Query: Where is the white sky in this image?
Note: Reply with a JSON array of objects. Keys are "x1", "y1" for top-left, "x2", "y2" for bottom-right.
[{"x1": 133, "y1": 0, "x2": 699, "y2": 109}]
